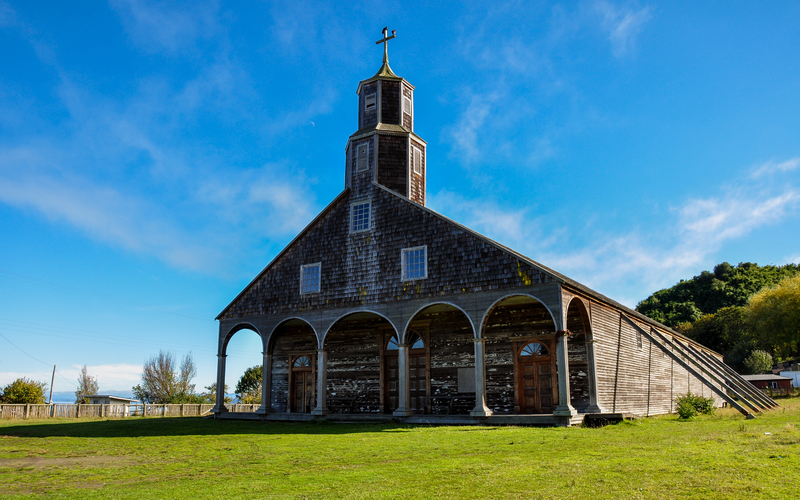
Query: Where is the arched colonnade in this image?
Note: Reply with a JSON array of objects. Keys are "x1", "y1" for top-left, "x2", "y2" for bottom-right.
[{"x1": 213, "y1": 292, "x2": 605, "y2": 418}]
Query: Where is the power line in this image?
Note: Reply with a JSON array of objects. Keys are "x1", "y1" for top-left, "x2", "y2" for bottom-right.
[{"x1": 0, "y1": 331, "x2": 74, "y2": 386}]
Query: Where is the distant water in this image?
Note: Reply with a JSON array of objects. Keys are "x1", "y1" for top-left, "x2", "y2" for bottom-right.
[{"x1": 49, "y1": 391, "x2": 136, "y2": 403}]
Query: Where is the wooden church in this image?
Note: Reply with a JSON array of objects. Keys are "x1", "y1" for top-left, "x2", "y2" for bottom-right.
[{"x1": 212, "y1": 29, "x2": 773, "y2": 425}]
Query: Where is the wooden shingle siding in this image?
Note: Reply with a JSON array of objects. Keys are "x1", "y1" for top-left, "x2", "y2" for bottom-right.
[
  {"x1": 377, "y1": 135, "x2": 408, "y2": 196},
  {"x1": 361, "y1": 82, "x2": 377, "y2": 129},
  {"x1": 402, "y1": 85, "x2": 413, "y2": 130},
  {"x1": 351, "y1": 137, "x2": 375, "y2": 194},
  {"x1": 221, "y1": 188, "x2": 556, "y2": 319},
  {"x1": 381, "y1": 81, "x2": 401, "y2": 125}
]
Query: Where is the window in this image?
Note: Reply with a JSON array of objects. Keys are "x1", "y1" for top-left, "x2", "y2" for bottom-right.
[
  {"x1": 293, "y1": 355, "x2": 312, "y2": 367},
  {"x1": 412, "y1": 147, "x2": 422, "y2": 174},
  {"x1": 401, "y1": 246, "x2": 427, "y2": 280},
  {"x1": 771, "y1": 381, "x2": 778, "y2": 389},
  {"x1": 365, "y1": 93, "x2": 376, "y2": 111},
  {"x1": 403, "y1": 95, "x2": 412, "y2": 116},
  {"x1": 386, "y1": 335, "x2": 400, "y2": 350},
  {"x1": 300, "y1": 263, "x2": 321, "y2": 294},
  {"x1": 520, "y1": 342, "x2": 548, "y2": 356},
  {"x1": 357, "y1": 143, "x2": 369, "y2": 172},
  {"x1": 408, "y1": 332, "x2": 424, "y2": 349},
  {"x1": 351, "y1": 201, "x2": 371, "y2": 232}
]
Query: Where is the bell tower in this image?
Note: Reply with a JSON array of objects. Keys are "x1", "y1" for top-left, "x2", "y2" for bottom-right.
[{"x1": 345, "y1": 28, "x2": 427, "y2": 206}]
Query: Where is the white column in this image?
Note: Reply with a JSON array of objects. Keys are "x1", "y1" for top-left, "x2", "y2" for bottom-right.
[
  {"x1": 553, "y1": 331, "x2": 577, "y2": 417},
  {"x1": 470, "y1": 338, "x2": 492, "y2": 417},
  {"x1": 257, "y1": 352, "x2": 272, "y2": 414},
  {"x1": 311, "y1": 349, "x2": 329, "y2": 415},
  {"x1": 393, "y1": 345, "x2": 414, "y2": 417},
  {"x1": 584, "y1": 337, "x2": 608, "y2": 413},
  {"x1": 212, "y1": 354, "x2": 228, "y2": 414}
]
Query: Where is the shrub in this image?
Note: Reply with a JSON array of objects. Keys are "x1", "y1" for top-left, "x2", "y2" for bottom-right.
[
  {"x1": 0, "y1": 378, "x2": 48, "y2": 404},
  {"x1": 675, "y1": 393, "x2": 716, "y2": 419}
]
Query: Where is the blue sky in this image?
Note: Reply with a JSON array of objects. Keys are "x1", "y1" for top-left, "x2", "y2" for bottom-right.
[{"x1": 1, "y1": 1, "x2": 799, "y2": 398}]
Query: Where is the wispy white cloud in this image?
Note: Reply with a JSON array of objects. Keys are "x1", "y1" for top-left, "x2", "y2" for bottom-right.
[
  {"x1": 592, "y1": 0, "x2": 652, "y2": 58},
  {"x1": 109, "y1": 0, "x2": 221, "y2": 55},
  {"x1": 430, "y1": 162, "x2": 800, "y2": 307},
  {"x1": 751, "y1": 157, "x2": 800, "y2": 178}
]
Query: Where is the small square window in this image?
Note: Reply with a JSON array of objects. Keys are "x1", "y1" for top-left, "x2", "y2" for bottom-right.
[
  {"x1": 351, "y1": 202, "x2": 371, "y2": 232},
  {"x1": 300, "y1": 263, "x2": 321, "y2": 294},
  {"x1": 412, "y1": 147, "x2": 422, "y2": 175},
  {"x1": 402, "y1": 246, "x2": 427, "y2": 280},
  {"x1": 365, "y1": 93, "x2": 376, "y2": 111},
  {"x1": 357, "y1": 143, "x2": 369, "y2": 172}
]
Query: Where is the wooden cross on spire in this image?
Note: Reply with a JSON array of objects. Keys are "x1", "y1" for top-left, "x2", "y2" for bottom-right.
[{"x1": 375, "y1": 27, "x2": 396, "y2": 65}]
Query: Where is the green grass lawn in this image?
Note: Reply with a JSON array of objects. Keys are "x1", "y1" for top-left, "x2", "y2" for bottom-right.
[{"x1": 1, "y1": 400, "x2": 799, "y2": 499}]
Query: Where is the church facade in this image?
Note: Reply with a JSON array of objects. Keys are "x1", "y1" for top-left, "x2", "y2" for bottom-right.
[{"x1": 212, "y1": 33, "x2": 769, "y2": 425}]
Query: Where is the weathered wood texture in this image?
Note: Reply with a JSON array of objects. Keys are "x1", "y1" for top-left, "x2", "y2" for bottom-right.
[
  {"x1": 402, "y1": 84, "x2": 413, "y2": 130},
  {"x1": 566, "y1": 301, "x2": 590, "y2": 411},
  {"x1": 424, "y1": 309, "x2": 475, "y2": 414},
  {"x1": 381, "y1": 81, "x2": 401, "y2": 125},
  {"x1": 269, "y1": 326, "x2": 317, "y2": 413},
  {"x1": 377, "y1": 135, "x2": 408, "y2": 197},
  {"x1": 325, "y1": 323, "x2": 383, "y2": 413},
  {"x1": 220, "y1": 188, "x2": 557, "y2": 319},
  {"x1": 350, "y1": 136, "x2": 375, "y2": 194},
  {"x1": 409, "y1": 138, "x2": 425, "y2": 205},
  {"x1": 359, "y1": 82, "x2": 378, "y2": 129},
  {"x1": 484, "y1": 300, "x2": 556, "y2": 413},
  {"x1": 590, "y1": 301, "x2": 724, "y2": 416}
]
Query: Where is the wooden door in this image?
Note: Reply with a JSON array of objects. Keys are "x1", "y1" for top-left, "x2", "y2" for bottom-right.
[
  {"x1": 518, "y1": 341, "x2": 554, "y2": 414},
  {"x1": 409, "y1": 353, "x2": 426, "y2": 411},
  {"x1": 290, "y1": 354, "x2": 314, "y2": 413}
]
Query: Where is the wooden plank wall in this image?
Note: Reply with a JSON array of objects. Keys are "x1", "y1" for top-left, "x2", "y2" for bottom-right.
[
  {"x1": 427, "y1": 310, "x2": 475, "y2": 415},
  {"x1": 591, "y1": 302, "x2": 724, "y2": 416},
  {"x1": 326, "y1": 327, "x2": 382, "y2": 413}
]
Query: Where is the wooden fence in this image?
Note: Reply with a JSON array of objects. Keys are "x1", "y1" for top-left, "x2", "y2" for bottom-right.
[{"x1": 0, "y1": 403, "x2": 259, "y2": 420}]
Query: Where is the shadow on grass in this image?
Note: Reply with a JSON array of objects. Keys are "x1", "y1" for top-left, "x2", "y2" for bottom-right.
[{"x1": 0, "y1": 417, "x2": 411, "y2": 439}]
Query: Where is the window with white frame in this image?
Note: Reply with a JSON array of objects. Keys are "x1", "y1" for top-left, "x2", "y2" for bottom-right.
[
  {"x1": 403, "y1": 95, "x2": 412, "y2": 116},
  {"x1": 357, "y1": 143, "x2": 369, "y2": 172},
  {"x1": 401, "y1": 246, "x2": 427, "y2": 280},
  {"x1": 412, "y1": 147, "x2": 422, "y2": 175},
  {"x1": 365, "y1": 93, "x2": 376, "y2": 111},
  {"x1": 300, "y1": 263, "x2": 321, "y2": 294},
  {"x1": 351, "y1": 201, "x2": 371, "y2": 232}
]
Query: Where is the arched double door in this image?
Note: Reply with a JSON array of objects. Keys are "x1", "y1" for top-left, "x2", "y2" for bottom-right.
[
  {"x1": 290, "y1": 354, "x2": 315, "y2": 413},
  {"x1": 514, "y1": 339, "x2": 557, "y2": 414},
  {"x1": 382, "y1": 326, "x2": 430, "y2": 413}
]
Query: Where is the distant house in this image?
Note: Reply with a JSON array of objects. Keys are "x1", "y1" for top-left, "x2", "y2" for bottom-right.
[
  {"x1": 742, "y1": 375, "x2": 792, "y2": 390},
  {"x1": 86, "y1": 395, "x2": 139, "y2": 405},
  {"x1": 778, "y1": 371, "x2": 800, "y2": 388}
]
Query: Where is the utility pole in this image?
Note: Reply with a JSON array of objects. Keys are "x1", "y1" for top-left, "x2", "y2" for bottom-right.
[{"x1": 49, "y1": 365, "x2": 56, "y2": 404}]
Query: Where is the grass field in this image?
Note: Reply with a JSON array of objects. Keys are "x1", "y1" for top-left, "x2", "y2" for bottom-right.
[{"x1": 1, "y1": 400, "x2": 799, "y2": 499}]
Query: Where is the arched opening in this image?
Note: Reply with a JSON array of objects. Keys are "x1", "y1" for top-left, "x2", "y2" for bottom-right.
[
  {"x1": 268, "y1": 318, "x2": 317, "y2": 413},
  {"x1": 399, "y1": 303, "x2": 475, "y2": 415},
  {"x1": 324, "y1": 312, "x2": 396, "y2": 414},
  {"x1": 566, "y1": 298, "x2": 591, "y2": 412},
  {"x1": 222, "y1": 325, "x2": 262, "y2": 409},
  {"x1": 481, "y1": 295, "x2": 558, "y2": 414}
]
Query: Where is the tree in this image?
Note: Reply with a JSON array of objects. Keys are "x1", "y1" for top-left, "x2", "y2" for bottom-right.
[
  {"x1": 636, "y1": 262, "x2": 799, "y2": 327},
  {"x1": 235, "y1": 365, "x2": 262, "y2": 404},
  {"x1": 132, "y1": 351, "x2": 198, "y2": 403},
  {"x1": 743, "y1": 349, "x2": 773, "y2": 375},
  {"x1": 201, "y1": 383, "x2": 231, "y2": 405},
  {"x1": 1, "y1": 378, "x2": 47, "y2": 404},
  {"x1": 747, "y1": 274, "x2": 800, "y2": 358},
  {"x1": 75, "y1": 365, "x2": 100, "y2": 403}
]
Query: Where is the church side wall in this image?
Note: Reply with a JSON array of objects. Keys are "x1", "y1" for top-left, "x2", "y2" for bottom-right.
[{"x1": 590, "y1": 302, "x2": 724, "y2": 416}]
